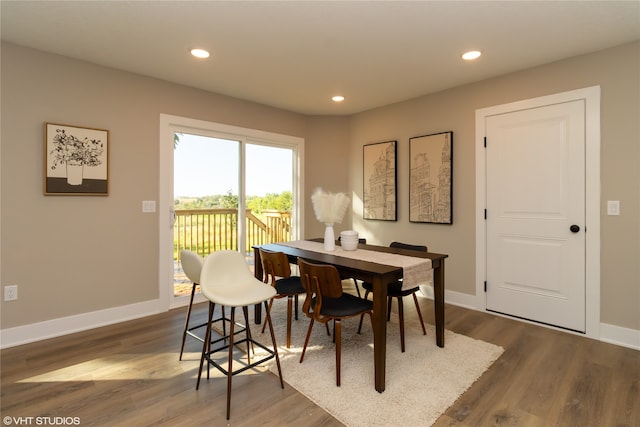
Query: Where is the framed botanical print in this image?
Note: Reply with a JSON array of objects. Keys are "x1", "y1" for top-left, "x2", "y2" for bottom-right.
[
  {"x1": 44, "y1": 123, "x2": 109, "y2": 195},
  {"x1": 363, "y1": 140, "x2": 397, "y2": 221},
  {"x1": 409, "y1": 131, "x2": 452, "y2": 224}
]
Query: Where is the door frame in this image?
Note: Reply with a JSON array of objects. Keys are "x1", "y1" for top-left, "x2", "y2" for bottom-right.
[
  {"x1": 475, "y1": 86, "x2": 601, "y2": 339},
  {"x1": 159, "y1": 114, "x2": 305, "y2": 310}
]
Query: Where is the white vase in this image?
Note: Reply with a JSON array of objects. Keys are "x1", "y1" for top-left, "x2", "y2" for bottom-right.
[
  {"x1": 324, "y1": 224, "x2": 336, "y2": 251},
  {"x1": 66, "y1": 162, "x2": 84, "y2": 186}
]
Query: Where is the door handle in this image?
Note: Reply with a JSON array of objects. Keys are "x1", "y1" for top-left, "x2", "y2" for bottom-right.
[
  {"x1": 170, "y1": 208, "x2": 177, "y2": 229},
  {"x1": 570, "y1": 224, "x2": 580, "y2": 233}
]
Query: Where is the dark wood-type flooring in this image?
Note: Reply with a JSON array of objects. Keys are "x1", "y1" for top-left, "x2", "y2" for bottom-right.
[{"x1": 2, "y1": 285, "x2": 638, "y2": 426}]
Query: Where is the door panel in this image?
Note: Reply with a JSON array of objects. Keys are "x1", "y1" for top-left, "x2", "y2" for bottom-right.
[{"x1": 486, "y1": 100, "x2": 586, "y2": 332}]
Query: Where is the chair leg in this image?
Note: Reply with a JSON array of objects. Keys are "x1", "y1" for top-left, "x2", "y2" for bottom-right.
[
  {"x1": 225, "y1": 307, "x2": 236, "y2": 420},
  {"x1": 412, "y1": 293, "x2": 427, "y2": 336},
  {"x1": 294, "y1": 294, "x2": 299, "y2": 320},
  {"x1": 261, "y1": 299, "x2": 274, "y2": 333},
  {"x1": 286, "y1": 296, "x2": 293, "y2": 348},
  {"x1": 221, "y1": 306, "x2": 227, "y2": 337},
  {"x1": 196, "y1": 302, "x2": 215, "y2": 390},
  {"x1": 352, "y1": 278, "x2": 362, "y2": 298},
  {"x1": 263, "y1": 300, "x2": 284, "y2": 389},
  {"x1": 397, "y1": 297, "x2": 406, "y2": 352},
  {"x1": 300, "y1": 318, "x2": 315, "y2": 363},
  {"x1": 357, "y1": 313, "x2": 364, "y2": 333},
  {"x1": 332, "y1": 320, "x2": 337, "y2": 343},
  {"x1": 242, "y1": 306, "x2": 253, "y2": 361},
  {"x1": 387, "y1": 296, "x2": 392, "y2": 321},
  {"x1": 179, "y1": 282, "x2": 198, "y2": 360},
  {"x1": 335, "y1": 320, "x2": 342, "y2": 387}
]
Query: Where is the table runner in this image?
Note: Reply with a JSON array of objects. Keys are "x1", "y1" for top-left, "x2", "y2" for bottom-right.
[{"x1": 278, "y1": 240, "x2": 433, "y2": 291}]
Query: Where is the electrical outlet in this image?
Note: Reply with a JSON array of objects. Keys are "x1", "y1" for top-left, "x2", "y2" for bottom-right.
[{"x1": 4, "y1": 285, "x2": 18, "y2": 301}]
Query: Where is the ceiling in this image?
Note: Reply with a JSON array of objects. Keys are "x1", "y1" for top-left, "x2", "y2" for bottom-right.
[{"x1": 2, "y1": 1, "x2": 639, "y2": 115}]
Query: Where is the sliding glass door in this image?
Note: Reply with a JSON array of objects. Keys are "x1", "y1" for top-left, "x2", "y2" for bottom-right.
[{"x1": 159, "y1": 115, "x2": 304, "y2": 308}]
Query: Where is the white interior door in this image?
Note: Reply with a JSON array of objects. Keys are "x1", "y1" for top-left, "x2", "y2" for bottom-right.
[{"x1": 485, "y1": 100, "x2": 586, "y2": 332}]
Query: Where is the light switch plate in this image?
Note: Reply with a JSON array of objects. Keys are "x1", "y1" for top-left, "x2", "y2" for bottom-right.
[
  {"x1": 142, "y1": 200, "x2": 156, "y2": 213},
  {"x1": 607, "y1": 200, "x2": 620, "y2": 215}
]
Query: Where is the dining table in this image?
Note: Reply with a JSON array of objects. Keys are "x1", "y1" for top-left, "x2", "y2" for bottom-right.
[{"x1": 253, "y1": 239, "x2": 448, "y2": 393}]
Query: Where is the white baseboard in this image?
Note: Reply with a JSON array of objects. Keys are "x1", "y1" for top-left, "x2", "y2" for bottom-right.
[
  {"x1": 599, "y1": 323, "x2": 640, "y2": 350},
  {"x1": 442, "y1": 289, "x2": 640, "y2": 351},
  {"x1": 443, "y1": 288, "x2": 478, "y2": 310},
  {"x1": 418, "y1": 285, "x2": 477, "y2": 309},
  {"x1": 0, "y1": 299, "x2": 165, "y2": 349}
]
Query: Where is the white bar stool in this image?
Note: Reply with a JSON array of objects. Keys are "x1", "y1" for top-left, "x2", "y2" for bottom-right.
[{"x1": 195, "y1": 250, "x2": 284, "y2": 420}]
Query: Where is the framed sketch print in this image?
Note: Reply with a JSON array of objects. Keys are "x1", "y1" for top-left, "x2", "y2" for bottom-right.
[
  {"x1": 44, "y1": 123, "x2": 109, "y2": 195},
  {"x1": 363, "y1": 140, "x2": 397, "y2": 221},
  {"x1": 409, "y1": 131, "x2": 452, "y2": 224}
]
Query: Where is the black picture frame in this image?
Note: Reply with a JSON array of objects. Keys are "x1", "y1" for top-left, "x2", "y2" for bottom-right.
[
  {"x1": 363, "y1": 140, "x2": 397, "y2": 221},
  {"x1": 44, "y1": 123, "x2": 109, "y2": 196},
  {"x1": 409, "y1": 131, "x2": 452, "y2": 224}
]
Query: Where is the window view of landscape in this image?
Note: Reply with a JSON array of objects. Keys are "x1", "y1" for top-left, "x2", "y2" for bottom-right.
[{"x1": 173, "y1": 133, "x2": 294, "y2": 296}]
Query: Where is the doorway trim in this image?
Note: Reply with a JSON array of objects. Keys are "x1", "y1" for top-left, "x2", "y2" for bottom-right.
[
  {"x1": 475, "y1": 86, "x2": 601, "y2": 339},
  {"x1": 159, "y1": 114, "x2": 305, "y2": 310}
]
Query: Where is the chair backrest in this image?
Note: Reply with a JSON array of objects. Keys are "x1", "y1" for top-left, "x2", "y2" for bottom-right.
[
  {"x1": 389, "y1": 241, "x2": 428, "y2": 253},
  {"x1": 259, "y1": 248, "x2": 292, "y2": 285},
  {"x1": 180, "y1": 250, "x2": 203, "y2": 284},
  {"x1": 199, "y1": 250, "x2": 257, "y2": 304},
  {"x1": 298, "y1": 258, "x2": 343, "y2": 321}
]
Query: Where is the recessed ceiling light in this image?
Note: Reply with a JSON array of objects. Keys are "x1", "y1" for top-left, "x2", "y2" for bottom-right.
[
  {"x1": 332, "y1": 95, "x2": 345, "y2": 102},
  {"x1": 190, "y1": 48, "x2": 210, "y2": 59},
  {"x1": 462, "y1": 50, "x2": 482, "y2": 61}
]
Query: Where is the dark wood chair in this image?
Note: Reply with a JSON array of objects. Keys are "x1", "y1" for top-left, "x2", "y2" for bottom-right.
[
  {"x1": 259, "y1": 248, "x2": 306, "y2": 348},
  {"x1": 298, "y1": 258, "x2": 373, "y2": 386},
  {"x1": 359, "y1": 242, "x2": 428, "y2": 352}
]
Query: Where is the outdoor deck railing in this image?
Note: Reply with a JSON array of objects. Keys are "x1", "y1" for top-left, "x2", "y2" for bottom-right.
[{"x1": 173, "y1": 208, "x2": 292, "y2": 261}]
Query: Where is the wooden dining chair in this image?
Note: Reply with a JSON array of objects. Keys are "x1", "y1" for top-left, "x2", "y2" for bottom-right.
[
  {"x1": 359, "y1": 242, "x2": 428, "y2": 352},
  {"x1": 298, "y1": 258, "x2": 373, "y2": 386},
  {"x1": 259, "y1": 248, "x2": 306, "y2": 348}
]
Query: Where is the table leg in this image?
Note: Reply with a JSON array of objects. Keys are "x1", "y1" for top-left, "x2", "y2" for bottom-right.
[
  {"x1": 433, "y1": 260, "x2": 445, "y2": 347},
  {"x1": 372, "y1": 276, "x2": 388, "y2": 393}
]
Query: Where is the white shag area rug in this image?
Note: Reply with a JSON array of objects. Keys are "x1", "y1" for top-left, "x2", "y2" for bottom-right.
[{"x1": 255, "y1": 297, "x2": 504, "y2": 427}]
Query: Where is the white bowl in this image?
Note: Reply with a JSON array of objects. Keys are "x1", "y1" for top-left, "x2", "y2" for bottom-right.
[
  {"x1": 341, "y1": 240, "x2": 358, "y2": 251},
  {"x1": 340, "y1": 230, "x2": 359, "y2": 251}
]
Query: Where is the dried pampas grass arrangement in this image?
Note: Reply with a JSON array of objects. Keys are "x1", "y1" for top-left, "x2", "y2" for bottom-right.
[
  {"x1": 311, "y1": 188, "x2": 350, "y2": 225},
  {"x1": 311, "y1": 188, "x2": 350, "y2": 251}
]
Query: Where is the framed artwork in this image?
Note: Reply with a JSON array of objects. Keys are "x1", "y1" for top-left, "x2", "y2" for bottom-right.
[
  {"x1": 409, "y1": 131, "x2": 452, "y2": 224},
  {"x1": 363, "y1": 140, "x2": 397, "y2": 221},
  {"x1": 44, "y1": 123, "x2": 109, "y2": 195}
]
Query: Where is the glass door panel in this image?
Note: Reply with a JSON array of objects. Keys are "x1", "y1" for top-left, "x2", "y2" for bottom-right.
[
  {"x1": 245, "y1": 143, "x2": 295, "y2": 268},
  {"x1": 173, "y1": 133, "x2": 239, "y2": 297}
]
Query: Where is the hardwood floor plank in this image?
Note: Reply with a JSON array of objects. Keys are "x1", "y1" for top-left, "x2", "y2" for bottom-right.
[{"x1": 2, "y1": 300, "x2": 638, "y2": 426}]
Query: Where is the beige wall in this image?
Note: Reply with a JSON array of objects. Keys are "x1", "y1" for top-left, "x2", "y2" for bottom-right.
[
  {"x1": 349, "y1": 41, "x2": 640, "y2": 330},
  {"x1": 1, "y1": 40, "x2": 638, "y2": 335},
  {"x1": 302, "y1": 115, "x2": 352, "y2": 238},
  {"x1": 0, "y1": 43, "x2": 319, "y2": 328}
]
